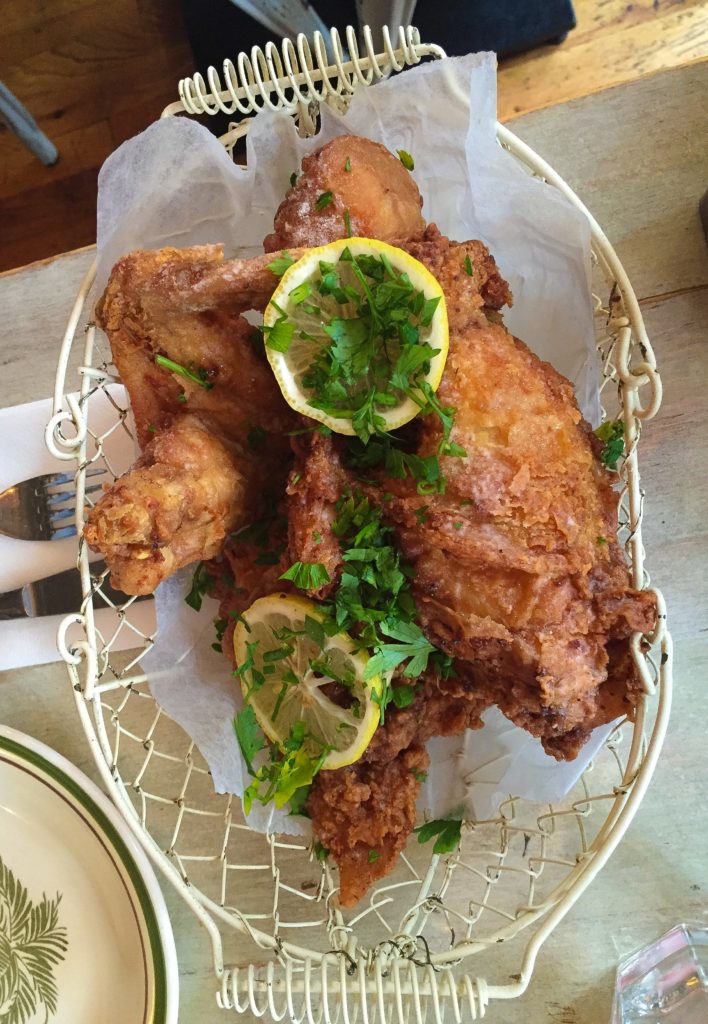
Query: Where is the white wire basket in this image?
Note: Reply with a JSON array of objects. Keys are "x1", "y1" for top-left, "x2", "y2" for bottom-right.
[{"x1": 48, "y1": 26, "x2": 672, "y2": 1022}]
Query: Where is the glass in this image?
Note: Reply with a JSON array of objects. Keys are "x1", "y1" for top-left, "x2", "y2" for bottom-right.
[{"x1": 612, "y1": 924, "x2": 708, "y2": 1023}]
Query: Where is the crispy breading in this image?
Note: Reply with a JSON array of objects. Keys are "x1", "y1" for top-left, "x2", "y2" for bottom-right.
[
  {"x1": 84, "y1": 417, "x2": 246, "y2": 594},
  {"x1": 264, "y1": 136, "x2": 425, "y2": 251}
]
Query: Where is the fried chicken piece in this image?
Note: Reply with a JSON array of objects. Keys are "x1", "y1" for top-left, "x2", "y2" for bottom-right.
[
  {"x1": 88, "y1": 245, "x2": 297, "y2": 593},
  {"x1": 380, "y1": 231, "x2": 656, "y2": 756},
  {"x1": 307, "y1": 670, "x2": 491, "y2": 905},
  {"x1": 264, "y1": 136, "x2": 425, "y2": 251},
  {"x1": 285, "y1": 226, "x2": 654, "y2": 758},
  {"x1": 85, "y1": 417, "x2": 246, "y2": 594}
]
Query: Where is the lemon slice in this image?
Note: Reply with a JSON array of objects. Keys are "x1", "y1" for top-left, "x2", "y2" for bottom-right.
[
  {"x1": 234, "y1": 593, "x2": 382, "y2": 771},
  {"x1": 264, "y1": 237, "x2": 449, "y2": 435}
]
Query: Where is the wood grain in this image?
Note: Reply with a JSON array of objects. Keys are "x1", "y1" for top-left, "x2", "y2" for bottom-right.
[
  {"x1": 497, "y1": 0, "x2": 708, "y2": 119},
  {"x1": 1, "y1": 0, "x2": 706, "y2": 272}
]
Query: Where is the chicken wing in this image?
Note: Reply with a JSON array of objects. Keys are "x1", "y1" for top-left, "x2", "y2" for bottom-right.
[{"x1": 87, "y1": 245, "x2": 297, "y2": 592}]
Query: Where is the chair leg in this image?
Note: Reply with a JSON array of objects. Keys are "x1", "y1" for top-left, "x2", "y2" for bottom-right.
[{"x1": 0, "y1": 81, "x2": 58, "y2": 166}]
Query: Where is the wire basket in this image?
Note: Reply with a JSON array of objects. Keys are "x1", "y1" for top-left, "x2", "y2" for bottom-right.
[{"x1": 48, "y1": 26, "x2": 672, "y2": 1022}]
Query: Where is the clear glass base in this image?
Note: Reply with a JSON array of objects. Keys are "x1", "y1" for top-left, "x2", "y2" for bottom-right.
[{"x1": 612, "y1": 924, "x2": 708, "y2": 1023}]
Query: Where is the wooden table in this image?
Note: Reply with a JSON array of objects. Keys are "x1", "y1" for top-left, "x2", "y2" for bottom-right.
[{"x1": 1, "y1": 62, "x2": 706, "y2": 1023}]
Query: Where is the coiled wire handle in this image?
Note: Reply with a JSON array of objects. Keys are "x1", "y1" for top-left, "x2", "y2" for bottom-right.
[{"x1": 165, "y1": 25, "x2": 444, "y2": 124}]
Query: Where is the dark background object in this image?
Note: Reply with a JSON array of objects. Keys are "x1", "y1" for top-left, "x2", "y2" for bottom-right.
[
  {"x1": 413, "y1": 0, "x2": 576, "y2": 57},
  {"x1": 180, "y1": 0, "x2": 577, "y2": 81}
]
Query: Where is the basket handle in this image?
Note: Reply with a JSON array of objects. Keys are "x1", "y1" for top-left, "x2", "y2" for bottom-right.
[{"x1": 162, "y1": 24, "x2": 445, "y2": 129}]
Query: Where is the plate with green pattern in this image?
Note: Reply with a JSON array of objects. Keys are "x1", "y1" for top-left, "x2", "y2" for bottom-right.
[{"x1": 0, "y1": 726, "x2": 178, "y2": 1024}]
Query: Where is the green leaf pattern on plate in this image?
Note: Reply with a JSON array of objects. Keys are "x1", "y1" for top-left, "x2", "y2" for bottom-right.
[{"x1": 0, "y1": 856, "x2": 68, "y2": 1024}]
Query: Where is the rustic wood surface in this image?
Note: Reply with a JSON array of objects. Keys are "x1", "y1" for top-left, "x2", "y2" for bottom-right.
[
  {"x1": 1, "y1": 0, "x2": 707, "y2": 270},
  {"x1": 1, "y1": 62, "x2": 707, "y2": 1023}
]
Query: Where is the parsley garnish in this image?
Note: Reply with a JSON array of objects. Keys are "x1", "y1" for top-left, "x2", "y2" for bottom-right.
[
  {"x1": 185, "y1": 561, "x2": 212, "y2": 611},
  {"x1": 343, "y1": 209, "x2": 352, "y2": 237},
  {"x1": 211, "y1": 616, "x2": 227, "y2": 653},
  {"x1": 344, "y1": 157, "x2": 351, "y2": 172},
  {"x1": 279, "y1": 561, "x2": 331, "y2": 590},
  {"x1": 414, "y1": 818, "x2": 463, "y2": 854},
  {"x1": 594, "y1": 419, "x2": 624, "y2": 469},
  {"x1": 234, "y1": 705, "x2": 266, "y2": 775},
  {"x1": 242, "y1": 720, "x2": 329, "y2": 813},
  {"x1": 367, "y1": 849, "x2": 380, "y2": 863},
  {"x1": 155, "y1": 354, "x2": 214, "y2": 390},
  {"x1": 397, "y1": 149, "x2": 414, "y2": 170},
  {"x1": 315, "y1": 191, "x2": 334, "y2": 211},
  {"x1": 281, "y1": 492, "x2": 453, "y2": 722},
  {"x1": 147, "y1": 423, "x2": 156, "y2": 434},
  {"x1": 464, "y1": 254, "x2": 473, "y2": 276},
  {"x1": 297, "y1": 249, "x2": 448, "y2": 445},
  {"x1": 267, "y1": 251, "x2": 295, "y2": 276}
]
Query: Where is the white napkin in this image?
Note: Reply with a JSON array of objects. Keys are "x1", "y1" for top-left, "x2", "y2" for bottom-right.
[
  {"x1": 94, "y1": 50, "x2": 612, "y2": 828},
  {"x1": 0, "y1": 390, "x2": 155, "y2": 670}
]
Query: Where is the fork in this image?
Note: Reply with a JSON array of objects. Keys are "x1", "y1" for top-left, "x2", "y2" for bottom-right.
[{"x1": 0, "y1": 468, "x2": 108, "y2": 541}]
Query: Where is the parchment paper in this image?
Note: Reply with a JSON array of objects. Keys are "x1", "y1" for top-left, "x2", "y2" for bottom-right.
[{"x1": 97, "y1": 52, "x2": 612, "y2": 835}]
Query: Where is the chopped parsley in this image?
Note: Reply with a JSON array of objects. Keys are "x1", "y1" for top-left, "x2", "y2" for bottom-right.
[
  {"x1": 594, "y1": 419, "x2": 625, "y2": 469},
  {"x1": 367, "y1": 849, "x2": 380, "y2": 863},
  {"x1": 267, "y1": 251, "x2": 295, "y2": 277},
  {"x1": 344, "y1": 157, "x2": 351, "y2": 172},
  {"x1": 343, "y1": 208, "x2": 352, "y2": 237},
  {"x1": 397, "y1": 149, "x2": 414, "y2": 170},
  {"x1": 315, "y1": 191, "x2": 334, "y2": 211},
  {"x1": 147, "y1": 423, "x2": 156, "y2": 434},
  {"x1": 185, "y1": 561, "x2": 213, "y2": 611},
  {"x1": 240, "y1": 719, "x2": 329, "y2": 814},
  {"x1": 464, "y1": 254, "x2": 473, "y2": 276},
  {"x1": 292, "y1": 247, "x2": 448, "y2": 445},
  {"x1": 279, "y1": 561, "x2": 331, "y2": 590},
  {"x1": 155, "y1": 354, "x2": 214, "y2": 390},
  {"x1": 211, "y1": 616, "x2": 228, "y2": 653},
  {"x1": 414, "y1": 817, "x2": 463, "y2": 855},
  {"x1": 234, "y1": 704, "x2": 265, "y2": 775},
  {"x1": 281, "y1": 492, "x2": 452, "y2": 723}
]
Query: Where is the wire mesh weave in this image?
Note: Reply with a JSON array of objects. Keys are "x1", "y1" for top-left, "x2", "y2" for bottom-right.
[{"x1": 47, "y1": 28, "x2": 672, "y2": 1022}]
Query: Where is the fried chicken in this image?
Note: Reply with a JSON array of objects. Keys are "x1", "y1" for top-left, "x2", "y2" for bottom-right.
[
  {"x1": 86, "y1": 245, "x2": 297, "y2": 593},
  {"x1": 264, "y1": 136, "x2": 425, "y2": 251}
]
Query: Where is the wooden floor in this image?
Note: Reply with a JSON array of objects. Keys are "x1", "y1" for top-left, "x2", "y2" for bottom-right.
[{"x1": 1, "y1": 0, "x2": 706, "y2": 272}]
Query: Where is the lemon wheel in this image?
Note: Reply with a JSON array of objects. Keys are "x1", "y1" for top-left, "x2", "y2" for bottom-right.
[
  {"x1": 234, "y1": 593, "x2": 382, "y2": 771},
  {"x1": 263, "y1": 237, "x2": 449, "y2": 436}
]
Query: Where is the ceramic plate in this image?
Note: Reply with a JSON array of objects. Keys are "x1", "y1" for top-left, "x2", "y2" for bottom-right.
[{"x1": 0, "y1": 726, "x2": 178, "y2": 1024}]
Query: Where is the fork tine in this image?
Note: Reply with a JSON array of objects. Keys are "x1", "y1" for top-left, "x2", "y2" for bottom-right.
[
  {"x1": 44, "y1": 470, "x2": 76, "y2": 488},
  {"x1": 46, "y1": 489, "x2": 77, "y2": 507},
  {"x1": 50, "y1": 524, "x2": 77, "y2": 540},
  {"x1": 45, "y1": 466, "x2": 107, "y2": 493},
  {"x1": 49, "y1": 506, "x2": 75, "y2": 524},
  {"x1": 47, "y1": 482, "x2": 105, "y2": 508}
]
